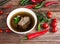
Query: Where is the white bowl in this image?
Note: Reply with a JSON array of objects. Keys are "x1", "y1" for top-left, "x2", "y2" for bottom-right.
[{"x1": 7, "y1": 8, "x2": 37, "y2": 34}]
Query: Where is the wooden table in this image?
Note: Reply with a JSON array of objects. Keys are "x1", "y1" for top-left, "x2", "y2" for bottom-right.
[{"x1": 0, "y1": 0, "x2": 60, "y2": 44}]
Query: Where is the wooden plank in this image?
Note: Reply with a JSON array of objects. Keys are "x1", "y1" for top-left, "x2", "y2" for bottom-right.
[
  {"x1": 18, "y1": 41, "x2": 60, "y2": 44},
  {"x1": 0, "y1": 0, "x2": 60, "y2": 44}
]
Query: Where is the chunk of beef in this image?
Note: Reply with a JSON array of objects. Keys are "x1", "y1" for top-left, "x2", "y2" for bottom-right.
[{"x1": 18, "y1": 17, "x2": 30, "y2": 29}]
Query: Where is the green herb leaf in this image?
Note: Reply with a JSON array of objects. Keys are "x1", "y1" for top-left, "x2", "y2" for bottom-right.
[
  {"x1": 45, "y1": 19, "x2": 51, "y2": 22},
  {"x1": 40, "y1": 18, "x2": 45, "y2": 23},
  {"x1": 14, "y1": 16, "x2": 21, "y2": 24},
  {"x1": 37, "y1": 15, "x2": 43, "y2": 21}
]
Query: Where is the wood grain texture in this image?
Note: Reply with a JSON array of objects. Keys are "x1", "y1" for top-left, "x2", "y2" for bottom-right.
[{"x1": 0, "y1": 0, "x2": 60, "y2": 44}]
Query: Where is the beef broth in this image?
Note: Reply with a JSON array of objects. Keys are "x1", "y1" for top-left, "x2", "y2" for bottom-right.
[{"x1": 10, "y1": 12, "x2": 35, "y2": 32}]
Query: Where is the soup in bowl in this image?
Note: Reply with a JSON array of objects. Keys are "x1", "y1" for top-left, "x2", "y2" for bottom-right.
[{"x1": 7, "y1": 8, "x2": 37, "y2": 34}]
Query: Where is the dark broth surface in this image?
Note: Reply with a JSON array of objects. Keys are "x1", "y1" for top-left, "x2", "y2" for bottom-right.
[{"x1": 10, "y1": 12, "x2": 35, "y2": 32}]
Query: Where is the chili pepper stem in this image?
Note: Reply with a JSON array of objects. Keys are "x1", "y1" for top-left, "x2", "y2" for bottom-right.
[{"x1": 23, "y1": 36, "x2": 28, "y2": 40}]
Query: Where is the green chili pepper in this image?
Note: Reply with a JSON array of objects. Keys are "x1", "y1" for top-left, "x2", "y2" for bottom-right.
[
  {"x1": 24, "y1": 0, "x2": 29, "y2": 5},
  {"x1": 35, "y1": 2, "x2": 45, "y2": 9},
  {"x1": 21, "y1": 0, "x2": 26, "y2": 5},
  {"x1": 14, "y1": 16, "x2": 21, "y2": 24},
  {"x1": 20, "y1": 0, "x2": 31, "y2": 5},
  {"x1": 21, "y1": 0, "x2": 25, "y2": 4},
  {"x1": 38, "y1": 23, "x2": 41, "y2": 31},
  {"x1": 0, "y1": 0, "x2": 10, "y2": 6}
]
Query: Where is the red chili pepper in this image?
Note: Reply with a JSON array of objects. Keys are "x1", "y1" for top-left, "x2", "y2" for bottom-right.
[
  {"x1": 0, "y1": 29, "x2": 3, "y2": 33},
  {"x1": 26, "y1": 4, "x2": 37, "y2": 9},
  {"x1": 24, "y1": 29, "x2": 48, "y2": 40},
  {"x1": 0, "y1": 10, "x2": 3, "y2": 15},
  {"x1": 51, "y1": 27, "x2": 58, "y2": 33},
  {"x1": 6, "y1": 29, "x2": 12, "y2": 33},
  {"x1": 47, "y1": 11, "x2": 52, "y2": 18},
  {"x1": 42, "y1": 23, "x2": 49, "y2": 28},
  {"x1": 31, "y1": 0, "x2": 45, "y2": 3},
  {"x1": 3, "y1": 5, "x2": 13, "y2": 9},
  {"x1": 45, "y1": 1, "x2": 58, "y2": 7}
]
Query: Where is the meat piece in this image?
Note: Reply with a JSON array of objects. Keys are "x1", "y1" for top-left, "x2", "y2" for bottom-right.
[{"x1": 18, "y1": 17, "x2": 30, "y2": 29}]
